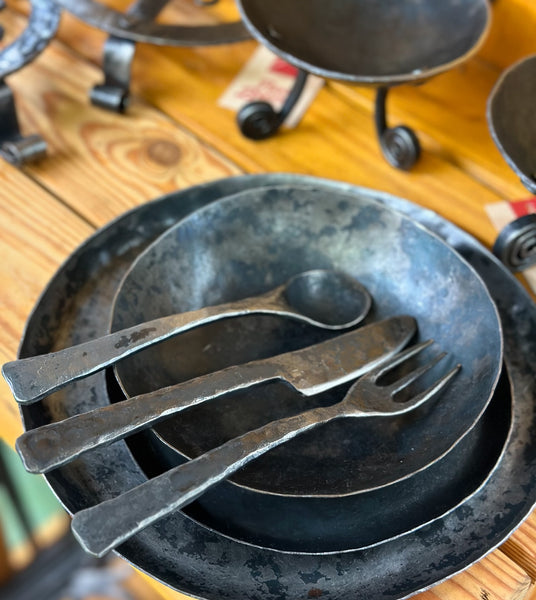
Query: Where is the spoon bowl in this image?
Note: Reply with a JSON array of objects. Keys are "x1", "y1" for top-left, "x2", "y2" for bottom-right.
[{"x1": 282, "y1": 269, "x2": 371, "y2": 328}]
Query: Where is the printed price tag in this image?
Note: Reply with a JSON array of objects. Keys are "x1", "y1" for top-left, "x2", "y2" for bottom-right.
[{"x1": 219, "y1": 46, "x2": 324, "y2": 129}]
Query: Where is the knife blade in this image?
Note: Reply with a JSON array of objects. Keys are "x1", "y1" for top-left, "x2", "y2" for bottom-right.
[{"x1": 16, "y1": 314, "x2": 416, "y2": 474}]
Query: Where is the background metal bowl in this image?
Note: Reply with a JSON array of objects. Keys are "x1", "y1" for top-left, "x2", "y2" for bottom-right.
[
  {"x1": 488, "y1": 54, "x2": 536, "y2": 193},
  {"x1": 236, "y1": 0, "x2": 491, "y2": 85}
]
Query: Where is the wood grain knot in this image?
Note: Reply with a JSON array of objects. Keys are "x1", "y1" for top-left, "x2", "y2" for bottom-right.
[{"x1": 147, "y1": 140, "x2": 182, "y2": 166}]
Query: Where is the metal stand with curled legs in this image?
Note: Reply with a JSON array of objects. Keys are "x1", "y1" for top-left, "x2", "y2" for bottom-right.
[
  {"x1": 0, "y1": 0, "x2": 60, "y2": 166},
  {"x1": 234, "y1": 0, "x2": 491, "y2": 171},
  {"x1": 53, "y1": 0, "x2": 250, "y2": 113}
]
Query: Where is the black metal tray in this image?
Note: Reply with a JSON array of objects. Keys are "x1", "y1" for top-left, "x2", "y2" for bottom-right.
[{"x1": 18, "y1": 175, "x2": 536, "y2": 600}]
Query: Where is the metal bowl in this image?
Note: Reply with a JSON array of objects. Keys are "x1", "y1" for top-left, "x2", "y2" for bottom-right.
[
  {"x1": 53, "y1": 0, "x2": 249, "y2": 46},
  {"x1": 111, "y1": 184, "x2": 502, "y2": 501},
  {"x1": 236, "y1": 0, "x2": 491, "y2": 85}
]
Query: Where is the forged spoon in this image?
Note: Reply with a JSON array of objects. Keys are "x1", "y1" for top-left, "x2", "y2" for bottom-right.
[
  {"x1": 71, "y1": 341, "x2": 460, "y2": 558},
  {"x1": 3, "y1": 269, "x2": 371, "y2": 405}
]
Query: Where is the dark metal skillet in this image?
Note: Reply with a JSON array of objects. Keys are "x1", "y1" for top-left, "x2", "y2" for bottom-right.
[{"x1": 17, "y1": 175, "x2": 534, "y2": 600}]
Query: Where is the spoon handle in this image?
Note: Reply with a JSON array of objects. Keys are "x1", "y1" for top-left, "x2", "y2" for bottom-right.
[
  {"x1": 15, "y1": 360, "x2": 280, "y2": 474},
  {"x1": 71, "y1": 404, "x2": 339, "y2": 557},
  {"x1": 2, "y1": 297, "x2": 276, "y2": 405}
]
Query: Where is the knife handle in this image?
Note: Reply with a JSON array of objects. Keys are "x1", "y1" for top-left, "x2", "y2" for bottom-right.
[
  {"x1": 71, "y1": 404, "x2": 338, "y2": 557},
  {"x1": 15, "y1": 361, "x2": 278, "y2": 474}
]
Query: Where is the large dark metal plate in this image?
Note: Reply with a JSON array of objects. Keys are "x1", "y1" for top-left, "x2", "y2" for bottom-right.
[
  {"x1": 111, "y1": 185, "x2": 502, "y2": 498},
  {"x1": 236, "y1": 0, "x2": 490, "y2": 85},
  {"x1": 17, "y1": 175, "x2": 536, "y2": 600}
]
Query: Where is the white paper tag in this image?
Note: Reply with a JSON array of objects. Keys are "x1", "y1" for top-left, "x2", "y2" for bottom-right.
[
  {"x1": 219, "y1": 46, "x2": 324, "y2": 129},
  {"x1": 485, "y1": 197, "x2": 536, "y2": 293}
]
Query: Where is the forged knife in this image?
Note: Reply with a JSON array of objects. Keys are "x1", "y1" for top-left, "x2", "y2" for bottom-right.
[{"x1": 16, "y1": 314, "x2": 416, "y2": 474}]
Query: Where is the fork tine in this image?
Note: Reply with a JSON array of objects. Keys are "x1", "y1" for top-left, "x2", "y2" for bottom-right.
[
  {"x1": 399, "y1": 364, "x2": 462, "y2": 411},
  {"x1": 370, "y1": 339, "x2": 433, "y2": 381},
  {"x1": 387, "y1": 351, "x2": 447, "y2": 395}
]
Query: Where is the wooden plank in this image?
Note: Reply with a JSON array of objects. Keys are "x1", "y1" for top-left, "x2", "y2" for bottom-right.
[
  {"x1": 138, "y1": 571, "x2": 200, "y2": 600},
  {"x1": 328, "y1": 58, "x2": 528, "y2": 201},
  {"x1": 479, "y1": 0, "x2": 536, "y2": 70},
  {"x1": 415, "y1": 551, "x2": 531, "y2": 600},
  {"x1": 502, "y1": 513, "x2": 536, "y2": 583},
  {"x1": 2, "y1": 7, "x2": 241, "y2": 228},
  {"x1": 12, "y1": 0, "x2": 531, "y2": 206},
  {"x1": 0, "y1": 162, "x2": 95, "y2": 447},
  {"x1": 7, "y1": 0, "x2": 536, "y2": 211},
  {"x1": 525, "y1": 584, "x2": 536, "y2": 600}
]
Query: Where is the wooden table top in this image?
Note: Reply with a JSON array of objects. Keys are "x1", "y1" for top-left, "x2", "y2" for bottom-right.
[{"x1": 1, "y1": 1, "x2": 536, "y2": 599}]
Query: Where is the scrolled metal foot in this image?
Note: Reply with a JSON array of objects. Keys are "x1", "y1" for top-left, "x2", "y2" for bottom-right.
[
  {"x1": 237, "y1": 101, "x2": 281, "y2": 140},
  {"x1": 375, "y1": 87, "x2": 421, "y2": 171},
  {"x1": 0, "y1": 134, "x2": 47, "y2": 166},
  {"x1": 90, "y1": 83, "x2": 130, "y2": 113},
  {"x1": 380, "y1": 125, "x2": 421, "y2": 171},
  {"x1": 90, "y1": 35, "x2": 135, "y2": 113},
  {"x1": 493, "y1": 214, "x2": 536, "y2": 271},
  {"x1": 0, "y1": 0, "x2": 60, "y2": 165},
  {"x1": 0, "y1": 83, "x2": 48, "y2": 166},
  {"x1": 237, "y1": 68, "x2": 309, "y2": 141}
]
